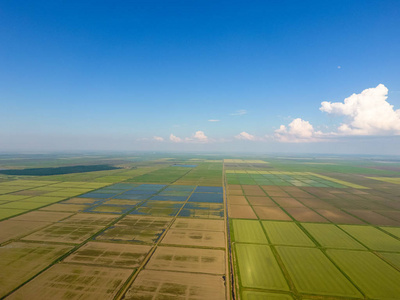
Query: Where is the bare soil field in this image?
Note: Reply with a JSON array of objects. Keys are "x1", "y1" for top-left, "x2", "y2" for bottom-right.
[
  {"x1": 122, "y1": 270, "x2": 226, "y2": 299},
  {"x1": 6, "y1": 263, "x2": 132, "y2": 300},
  {"x1": 146, "y1": 246, "x2": 226, "y2": 274}
]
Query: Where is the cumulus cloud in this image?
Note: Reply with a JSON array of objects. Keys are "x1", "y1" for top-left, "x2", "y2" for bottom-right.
[
  {"x1": 231, "y1": 109, "x2": 247, "y2": 116},
  {"x1": 320, "y1": 84, "x2": 400, "y2": 135},
  {"x1": 275, "y1": 118, "x2": 323, "y2": 143},
  {"x1": 169, "y1": 134, "x2": 182, "y2": 143},
  {"x1": 208, "y1": 119, "x2": 220, "y2": 122},
  {"x1": 193, "y1": 130, "x2": 208, "y2": 142},
  {"x1": 170, "y1": 131, "x2": 209, "y2": 143},
  {"x1": 235, "y1": 131, "x2": 257, "y2": 141},
  {"x1": 275, "y1": 84, "x2": 400, "y2": 143},
  {"x1": 153, "y1": 136, "x2": 164, "y2": 141}
]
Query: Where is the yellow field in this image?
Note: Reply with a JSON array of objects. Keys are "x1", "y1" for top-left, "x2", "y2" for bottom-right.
[{"x1": 367, "y1": 177, "x2": 400, "y2": 184}]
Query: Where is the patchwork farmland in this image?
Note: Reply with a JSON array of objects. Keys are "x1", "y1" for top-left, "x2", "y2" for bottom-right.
[{"x1": 1, "y1": 154, "x2": 400, "y2": 299}]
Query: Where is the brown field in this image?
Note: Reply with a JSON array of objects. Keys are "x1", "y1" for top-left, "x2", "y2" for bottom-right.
[
  {"x1": 6, "y1": 263, "x2": 132, "y2": 300},
  {"x1": 39, "y1": 203, "x2": 91, "y2": 212},
  {"x1": 263, "y1": 189, "x2": 290, "y2": 197},
  {"x1": 22, "y1": 223, "x2": 105, "y2": 244},
  {"x1": 10, "y1": 211, "x2": 73, "y2": 223},
  {"x1": 0, "y1": 220, "x2": 52, "y2": 244},
  {"x1": 187, "y1": 210, "x2": 224, "y2": 219},
  {"x1": 381, "y1": 201, "x2": 400, "y2": 210},
  {"x1": 263, "y1": 188, "x2": 289, "y2": 194},
  {"x1": 96, "y1": 226, "x2": 162, "y2": 244},
  {"x1": 19, "y1": 211, "x2": 116, "y2": 245},
  {"x1": 227, "y1": 195, "x2": 248, "y2": 205},
  {"x1": 122, "y1": 270, "x2": 226, "y2": 300},
  {"x1": 247, "y1": 196, "x2": 277, "y2": 206},
  {"x1": 305, "y1": 190, "x2": 341, "y2": 200},
  {"x1": 64, "y1": 242, "x2": 151, "y2": 268},
  {"x1": 285, "y1": 207, "x2": 329, "y2": 222},
  {"x1": 296, "y1": 197, "x2": 335, "y2": 209},
  {"x1": 286, "y1": 191, "x2": 316, "y2": 198},
  {"x1": 253, "y1": 206, "x2": 292, "y2": 221},
  {"x1": 376, "y1": 210, "x2": 400, "y2": 222},
  {"x1": 62, "y1": 213, "x2": 117, "y2": 226},
  {"x1": 272, "y1": 197, "x2": 306, "y2": 208},
  {"x1": 345, "y1": 209, "x2": 400, "y2": 226},
  {"x1": 161, "y1": 229, "x2": 225, "y2": 248},
  {"x1": 180, "y1": 203, "x2": 224, "y2": 219},
  {"x1": 0, "y1": 242, "x2": 73, "y2": 298},
  {"x1": 171, "y1": 218, "x2": 224, "y2": 232},
  {"x1": 146, "y1": 246, "x2": 225, "y2": 274},
  {"x1": 115, "y1": 215, "x2": 172, "y2": 228},
  {"x1": 96, "y1": 215, "x2": 172, "y2": 244},
  {"x1": 228, "y1": 205, "x2": 257, "y2": 219},
  {"x1": 227, "y1": 189, "x2": 244, "y2": 196},
  {"x1": 227, "y1": 185, "x2": 242, "y2": 190},
  {"x1": 315, "y1": 209, "x2": 366, "y2": 224},
  {"x1": 242, "y1": 187, "x2": 266, "y2": 196}
]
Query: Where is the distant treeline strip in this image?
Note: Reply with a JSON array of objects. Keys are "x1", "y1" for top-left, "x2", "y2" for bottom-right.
[{"x1": 0, "y1": 165, "x2": 121, "y2": 176}]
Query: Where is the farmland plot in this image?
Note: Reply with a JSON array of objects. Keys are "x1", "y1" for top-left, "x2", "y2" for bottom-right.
[
  {"x1": 234, "y1": 244, "x2": 289, "y2": 291},
  {"x1": 340, "y1": 225, "x2": 400, "y2": 251},
  {"x1": 327, "y1": 249, "x2": 400, "y2": 299},
  {"x1": 231, "y1": 219, "x2": 268, "y2": 243},
  {"x1": 262, "y1": 221, "x2": 315, "y2": 247},
  {"x1": 146, "y1": 246, "x2": 225, "y2": 274},
  {"x1": 96, "y1": 215, "x2": 172, "y2": 244},
  {"x1": 241, "y1": 291, "x2": 294, "y2": 300},
  {"x1": 276, "y1": 246, "x2": 361, "y2": 297},
  {"x1": 123, "y1": 270, "x2": 225, "y2": 299},
  {"x1": 161, "y1": 228, "x2": 225, "y2": 248},
  {"x1": 0, "y1": 242, "x2": 73, "y2": 298},
  {"x1": 302, "y1": 223, "x2": 365, "y2": 249},
  {"x1": 64, "y1": 242, "x2": 151, "y2": 268},
  {"x1": 6, "y1": 264, "x2": 132, "y2": 300}
]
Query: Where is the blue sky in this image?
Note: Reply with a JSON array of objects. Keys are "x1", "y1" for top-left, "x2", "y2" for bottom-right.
[{"x1": 1, "y1": 0, "x2": 400, "y2": 154}]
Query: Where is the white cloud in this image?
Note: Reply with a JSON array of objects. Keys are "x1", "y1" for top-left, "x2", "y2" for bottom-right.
[
  {"x1": 275, "y1": 84, "x2": 400, "y2": 142},
  {"x1": 153, "y1": 136, "x2": 164, "y2": 141},
  {"x1": 208, "y1": 119, "x2": 220, "y2": 122},
  {"x1": 169, "y1": 134, "x2": 182, "y2": 143},
  {"x1": 231, "y1": 109, "x2": 248, "y2": 116},
  {"x1": 275, "y1": 118, "x2": 323, "y2": 143},
  {"x1": 235, "y1": 131, "x2": 257, "y2": 141},
  {"x1": 320, "y1": 84, "x2": 400, "y2": 135},
  {"x1": 193, "y1": 130, "x2": 208, "y2": 143},
  {"x1": 170, "y1": 131, "x2": 209, "y2": 143}
]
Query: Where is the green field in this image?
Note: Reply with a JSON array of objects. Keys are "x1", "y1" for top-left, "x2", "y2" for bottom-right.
[
  {"x1": 327, "y1": 249, "x2": 400, "y2": 298},
  {"x1": 234, "y1": 243, "x2": 289, "y2": 291},
  {"x1": 340, "y1": 225, "x2": 400, "y2": 251},
  {"x1": 231, "y1": 219, "x2": 268, "y2": 243},
  {"x1": 301, "y1": 223, "x2": 366, "y2": 249},
  {"x1": 276, "y1": 246, "x2": 362, "y2": 297},
  {"x1": 262, "y1": 221, "x2": 315, "y2": 247}
]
